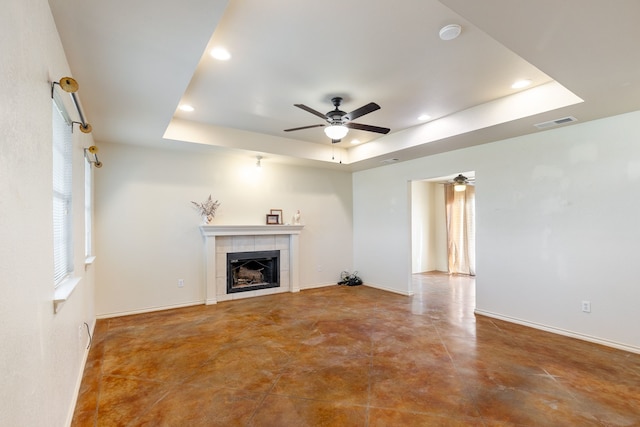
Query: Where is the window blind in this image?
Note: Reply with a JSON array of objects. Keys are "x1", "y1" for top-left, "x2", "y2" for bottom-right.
[
  {"x1": 84, "y1": 157, "x2": 92, "y2": 258},
  {"x1": 53, "y1": 100, "x2": 74, "y2": 286}
]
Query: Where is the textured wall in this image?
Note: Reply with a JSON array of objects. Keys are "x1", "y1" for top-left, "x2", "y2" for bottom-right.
[{"x1": 0, "y1": 1, "x2": 96, "y2": 426}]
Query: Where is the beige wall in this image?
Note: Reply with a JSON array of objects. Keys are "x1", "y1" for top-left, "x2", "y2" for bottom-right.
[
  {"x1": 94, "y1": 142, "x2": 353, "y2": 317},
  {"x1": 411, "y1": 181, "x2": 447, "y2": 273},
  {"x1": 0, "y1": 1, "x2": 96, "y2": 425},
  {"x1": 354, "y1": 110, "x2": 640, "y2": 352}
]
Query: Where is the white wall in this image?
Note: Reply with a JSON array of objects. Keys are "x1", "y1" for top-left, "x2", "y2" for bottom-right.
[
  {"x1": 354, "y1": 111, "x2": 640, "y2": 351},
  {"x1": 95, "y1": 142, "x2": 353, "y2": 317},
  {"x1": 0, "y1": 1, "x2": 96, "y2": 425}
]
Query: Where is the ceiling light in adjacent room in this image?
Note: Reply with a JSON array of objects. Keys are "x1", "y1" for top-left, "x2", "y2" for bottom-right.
[
  {"x1": 179, "y1": 104, "x2": 194, "y2": 112},
  {"x1": 350, "y1": 139, "x2": 361, "y2": 145},
  {"x1": 418, "y1": 114, "x2": 431, "y2": 121},
  {"x1": 511, "y1": 79, "x2": 532, "y2": 89},
  {"x1": 453, "y1": 174, "x2": 468, "y2": 192},
  {"x1": 324, "y1": 125, "x2": 348, "y2": 140},
  {"x1": 439, "y1": 24, "x2": 462, "y2": 41},
  {"x1": 210, "y1": 47, "x2": 231, "y2": 60}
]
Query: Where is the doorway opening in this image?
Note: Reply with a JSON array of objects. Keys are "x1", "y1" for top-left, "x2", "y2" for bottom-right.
[{"x1": 410, "y1": 172, "x2": 476, "y2": 277}]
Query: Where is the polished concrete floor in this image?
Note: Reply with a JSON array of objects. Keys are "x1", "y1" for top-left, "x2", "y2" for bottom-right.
[{"x1": 72, "y1": 273, "x2": 640, "y2": 426}]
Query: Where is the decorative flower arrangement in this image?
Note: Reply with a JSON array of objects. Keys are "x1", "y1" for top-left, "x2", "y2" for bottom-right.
[{"x1": 191, "y1": 195, "x2": 220, "y2": 224}]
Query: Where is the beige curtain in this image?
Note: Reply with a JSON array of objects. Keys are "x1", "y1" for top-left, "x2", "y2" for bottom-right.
[{"x1": 445, "y1": 184, "x2": 476, "y2": 275}]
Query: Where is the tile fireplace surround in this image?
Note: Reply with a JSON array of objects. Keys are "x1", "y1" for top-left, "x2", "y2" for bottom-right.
[{"x1": 200, "y1": 225, "x2": 304, "y2": 304}]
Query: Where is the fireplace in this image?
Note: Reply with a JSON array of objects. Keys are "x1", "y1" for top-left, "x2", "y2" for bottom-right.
[
  {"x1": 227, "y1": 250, "x2": 280, "y2": 293},
  {"x1": 200, "y1": 224, "x2": 303, "y2": 304}
]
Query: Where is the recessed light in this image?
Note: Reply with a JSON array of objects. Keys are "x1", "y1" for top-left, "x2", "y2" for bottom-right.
[
  {"x1": 439, "y1": 24, "x2": 462, "y2": 41},
  {"x1": 210, "y1": 47, "x2": 231, "y2": 61},
  {"x1": 511, "y1": 79, "x2": 532, "y2": 89},
  {"x1": 418, "y1": 114, "x2": 431, "y2": 121},
  {"x1": 179, "y1": 104, "x2": 194, "y2": 112},
  {"x1": 350, "y1": 139, "x2": 361, "y2": 145}
]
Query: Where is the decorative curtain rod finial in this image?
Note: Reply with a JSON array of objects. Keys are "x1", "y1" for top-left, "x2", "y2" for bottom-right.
[
  {"x1": 74, "y1": 122, "x2": 92, "y2": 133},
  {"x1": 52, "y1": 76, "x2": 92, "y2": 134},
  {"x1": 84, "y1": 146, "x2": 103, "y2": 169},
  {"x1": 58, "y1": 77, "x2": 79, "y2": 93}
]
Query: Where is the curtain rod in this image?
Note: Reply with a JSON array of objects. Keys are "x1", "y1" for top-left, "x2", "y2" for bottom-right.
[
  {"x1": 51, "y1": 77, "x2": 92, "y2": 133},
  {"x1": 52, "y1": 77, "x2": 103, "y2": 168},
  {"x1": 84, "y1": 146, "x2": 102, "y2": 168}
]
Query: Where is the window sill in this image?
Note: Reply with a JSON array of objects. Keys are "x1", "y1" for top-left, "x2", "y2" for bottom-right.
[{"x1": 53, "y1": 276, "x2": 81, "y2": 314}]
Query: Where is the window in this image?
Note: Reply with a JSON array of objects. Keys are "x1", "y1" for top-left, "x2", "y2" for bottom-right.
[
  {"x1": 52, "y1": 99, "x2": 74, "y2": 286},
  {"x1": 84, "y1": 156, "x2": 93, "y2": 259}
]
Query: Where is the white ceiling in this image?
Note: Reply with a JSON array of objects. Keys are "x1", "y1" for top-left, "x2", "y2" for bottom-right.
[{"x1": 49, "y1": 0, "x2": 640, "y2": 171}]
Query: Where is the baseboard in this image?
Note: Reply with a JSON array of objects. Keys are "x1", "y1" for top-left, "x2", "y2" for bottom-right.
[
  {"x1": 95, "y1": 283, "x2": 413, "y2": 318},
  {"x1": 96, "y1": 301, "x2": 204, "y2": 319},
  {"x1": 98, "y1": 286, "x2": 347, "y2": 316},
  {"x1": 302, "y1": 282, "x2": 413, "y2": 296},
  {"x1": 364, "y1": 282, "x2": 413, "y2": 296},
  {"x1": 300, "y1": 282, "x2": 337, "y2": 290},
  {"x1": 64, "y1": 320, "x2": 95, "y2": 427},
  {"x1": 475, "y1": 309, "x2": 640, "y2": 355}
]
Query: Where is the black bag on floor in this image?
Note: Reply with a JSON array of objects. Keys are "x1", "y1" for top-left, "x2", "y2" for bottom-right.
[{"x1": 338, "y1": 271, "x2": 363, "y2": 286}]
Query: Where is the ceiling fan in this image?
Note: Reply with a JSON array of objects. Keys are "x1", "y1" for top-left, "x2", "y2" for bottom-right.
[
  {"x1": 284, "y1": 97, "x2": 390, "y2": 143},
  {"x1": 451, "y1": 174, "x2": 475, "y2": 191}
]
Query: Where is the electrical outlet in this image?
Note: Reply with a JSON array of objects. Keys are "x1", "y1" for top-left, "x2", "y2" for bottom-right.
[
  {"x1": 581, "y1": 300, "x2": 591, "y2": 313},
  {"x1": 178, "y1": 279, "x2": 184, "y2": 288}
]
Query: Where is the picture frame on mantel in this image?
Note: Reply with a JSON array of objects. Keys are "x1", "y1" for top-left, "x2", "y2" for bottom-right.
[
  {"x1": 266, "y1": 214, "x2": 279, "y2": 225},
  {"x1": 270, "y1": 209, "x2": 283, "y2": 224}
]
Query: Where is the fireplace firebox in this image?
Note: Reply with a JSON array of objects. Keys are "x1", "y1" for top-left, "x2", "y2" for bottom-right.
[{"x1": 227, "y1": 250, "x2": 280, "y2": 293}]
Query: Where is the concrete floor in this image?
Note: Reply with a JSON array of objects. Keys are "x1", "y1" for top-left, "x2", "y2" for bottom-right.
[{"x1": 72, "y1": 273, "x2": 640, "y2": 426}]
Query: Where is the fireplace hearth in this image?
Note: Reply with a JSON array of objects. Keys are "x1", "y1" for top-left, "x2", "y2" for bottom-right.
[{"x1": 227, "y1": 250, "x2": 280, "y2": 293}]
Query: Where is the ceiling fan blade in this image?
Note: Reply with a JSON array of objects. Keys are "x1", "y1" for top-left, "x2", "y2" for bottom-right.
[
  {"x1": 344, "y1": 102, "x2": 380, "y2": 121},
  {"x1": 294, "y1": 104, "x2": 328, "y2": 120},
  {"x1": 284, "y1": 124, "x2": 325, "y2": 132},
  {"x1": 346, "y1": 122, "x2": 390, "y2": 134}
]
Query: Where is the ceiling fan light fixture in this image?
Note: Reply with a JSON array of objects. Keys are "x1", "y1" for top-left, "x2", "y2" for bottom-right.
[
  {"x1": 453, "y1": 174, "x2": 468, "y2": 191},
  {"x1": 324, "y1": 125, "x2": 348, "y2": 140}
]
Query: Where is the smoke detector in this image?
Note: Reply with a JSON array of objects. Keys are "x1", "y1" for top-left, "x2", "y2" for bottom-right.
[{"x1": 439, "y1": 24, "x2": 462, "y2": 41}]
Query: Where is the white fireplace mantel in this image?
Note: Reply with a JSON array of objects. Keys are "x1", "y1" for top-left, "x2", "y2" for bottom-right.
[
  {"x1": 200, "y1": 224, "x2": 304, "y2": 237},
  {"x1": 199, "y1": 224, "x2": 304, "y2": 304}
]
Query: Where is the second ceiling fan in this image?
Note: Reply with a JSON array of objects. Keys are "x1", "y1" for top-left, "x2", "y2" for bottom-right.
[{"x1": 284, "y1": 97, "x2": 390, "y2": 143}]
